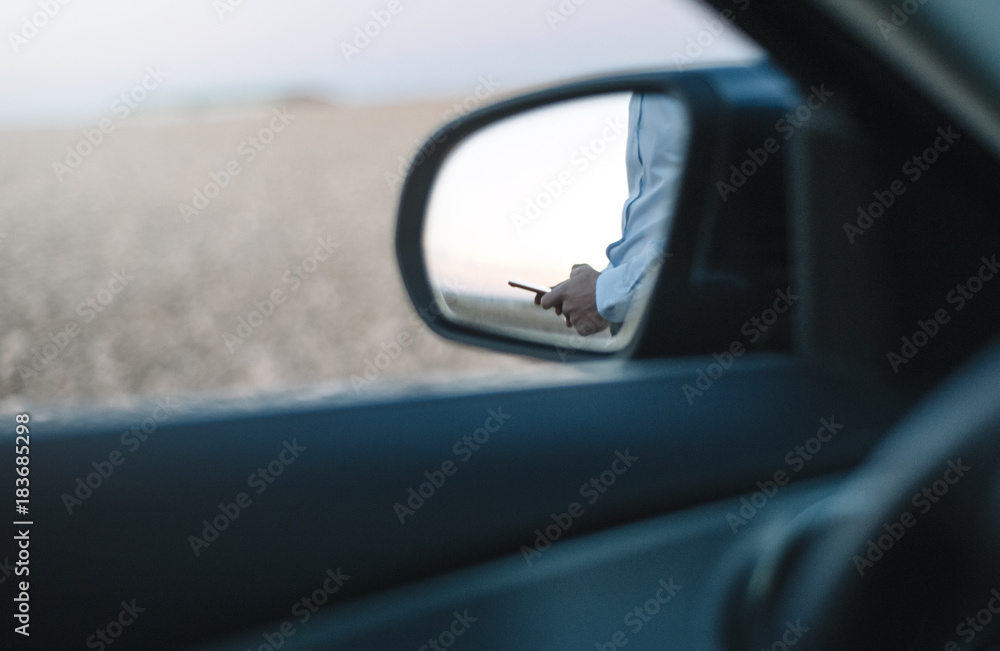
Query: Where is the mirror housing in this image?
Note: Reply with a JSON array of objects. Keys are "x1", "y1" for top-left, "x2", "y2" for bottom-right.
[{"x1": 396, "y1": 63, "x2": 799, "y2": 361}]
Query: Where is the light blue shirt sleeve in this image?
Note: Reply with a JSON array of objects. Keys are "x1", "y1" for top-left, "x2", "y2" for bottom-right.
[{"x1": 595, "y1": 92, "x2": 690, "y2": 323}]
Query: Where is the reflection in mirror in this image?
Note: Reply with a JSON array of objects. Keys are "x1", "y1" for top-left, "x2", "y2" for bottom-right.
[{"x1": 424, "y1": 91, "x2": 690, "y2": 354}]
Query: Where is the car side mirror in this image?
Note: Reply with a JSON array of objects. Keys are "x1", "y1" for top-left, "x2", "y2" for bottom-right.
[{"x1": 396, "y1": 63, "x2": 798, "y2": 361}]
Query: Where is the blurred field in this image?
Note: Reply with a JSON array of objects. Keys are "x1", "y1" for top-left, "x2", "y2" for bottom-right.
[{"x1": 0, "y1": 99, "x2": 544, "y2": 409}]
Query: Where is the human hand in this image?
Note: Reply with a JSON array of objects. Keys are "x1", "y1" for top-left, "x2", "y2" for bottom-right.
[{"x1": 537, "y1": 264, "x2": 609, "y2": 336}]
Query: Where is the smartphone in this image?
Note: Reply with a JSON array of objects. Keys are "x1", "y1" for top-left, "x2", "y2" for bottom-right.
[{"x1": 508, "y1": 279, "x2": 551, "y2": 294}]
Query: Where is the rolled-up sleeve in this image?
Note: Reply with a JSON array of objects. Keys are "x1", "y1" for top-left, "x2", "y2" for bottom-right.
[{"x1": 596, "y1": 92, "x2": 690, "y2": 323}]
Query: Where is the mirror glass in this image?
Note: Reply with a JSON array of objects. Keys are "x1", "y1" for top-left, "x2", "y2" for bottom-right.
[{"x1": 423, "y1": 91, "x2": 690, "y2": 354}]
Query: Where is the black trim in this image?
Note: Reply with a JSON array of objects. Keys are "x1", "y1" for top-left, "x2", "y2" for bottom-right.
[{"x1": 395, "y1": 64, "x2": 799, "y2": 362}]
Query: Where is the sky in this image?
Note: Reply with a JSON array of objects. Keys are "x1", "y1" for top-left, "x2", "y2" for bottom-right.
[
  {"x1": 426, "y1": 93, "x2": 631, "y2": 296},
  {"x1": 1, "y1": 0, "x2": 762, "y2": 128}
]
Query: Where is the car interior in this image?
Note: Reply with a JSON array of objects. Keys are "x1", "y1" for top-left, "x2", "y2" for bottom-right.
[{"x1": 7, "y1": 0, "x2": 1000, "y2": 649}]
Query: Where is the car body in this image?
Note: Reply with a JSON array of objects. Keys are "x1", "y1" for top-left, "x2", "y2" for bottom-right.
[{"x1": 5, "y1": 0, "x2": 1000, "y2": 649}]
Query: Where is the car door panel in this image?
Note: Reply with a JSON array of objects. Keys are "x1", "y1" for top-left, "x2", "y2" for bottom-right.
[
  {"x1": 14, "y1": 356, "x2": 906, "y2": 648},
  {"x1": 195, "y1": 476, "x2": 842, "y2": 650}
]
